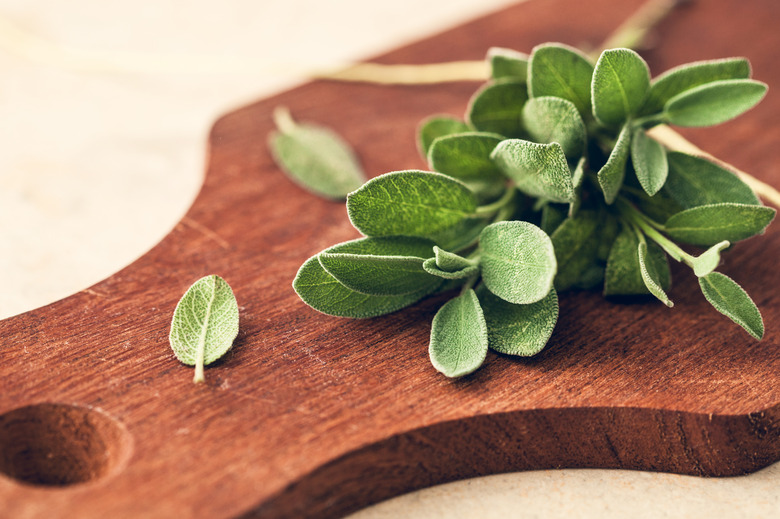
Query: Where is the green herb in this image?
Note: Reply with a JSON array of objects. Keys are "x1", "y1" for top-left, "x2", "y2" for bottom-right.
[
  {"x1": 169, "y1": 275, "x2": 240, "y2": 383},
  {"x1": 273, "y1": 43, "x2": 775, "y2": 377}
]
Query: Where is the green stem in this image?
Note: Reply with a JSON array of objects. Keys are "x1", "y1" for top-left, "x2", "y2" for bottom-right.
[
  {"x1": 460, "y1": 275, "x2": 479, "y2": 295},
  {"x1": 616, "y1": 198, "x2": 691, "y2": 263},
  {"x1": 474, "y1": 185, "x2": 516, "y2": 216}
]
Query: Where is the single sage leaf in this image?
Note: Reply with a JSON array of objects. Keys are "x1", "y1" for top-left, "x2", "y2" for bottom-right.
[
  {"x1": 293, "y1": 255, "x2": 432, "y2": 319},
  {"x1": 488, "y1": 47, "x2": 529, "y2": 81},
  {"x1": 417, "y1": 115, "x2": 471, "y2": 159},
  {"x1": 169, "y1": 275, "x2": 240, "y2": 383},
  {"x1": 428, "y1": 132, "x2": 506, "y2": 197},
  {"x1": 429, "y1": 289, "x2": 488, "y2": 378},
  {"x1": 480, "y1": 221, "x2": 557, "y2": 304},
  {"x1": 596, "y1": 210, "x2": 621, "y2": 262},
  {"x1": 528, "y1": 43, "x2": 594, "y2": 116},
  {"x1": 664, "y1": 79, "x2": 768, "y2": 127},
  {"x1": 491, "y1": 139, "x2": 575, "y2": 203},
  {"x1": 641, "y1": 58, "x2": 751, "y2": 115},
  {"x1": 597, "y1": 123, "x2": 631, "y2": 204},
  {"x1": 423, "y1": 258, "x2": 479, "y2": 280},
  {"x1": 699, "y1": 272, "x2": 764, "y2": 339},
  {"x1": 664, "y1": 203, "x2": 776, "y2": 246},
  {"x1": 631, "y1": 128, "x2": 668, "y2": 196},
  {"x1": 347, "y1": 170, "x2": 478, "y2": 238},
  {"x1": 466, "y1": 78, "x2": 528, "y2": 137},
  {"x1": 604, "y1": 227, "x2": 670, "y2": 296},
  {"x1": 689, "y1": 240, "x2": 730, "y2": 277},
  {"x1": 318, "y1": 236, "x2": 439, "y2": 296},
  {"x1": 550, "y1": 210, "x2": 601, "y2": 292},
  {"x1": 434, "y1": 246, "x2": 477, "y2": 271},
  {"x1": 477, "y1": 285, "x2": 558, "y2": 357},
  {"x1": 592, "y1": 48, "x2": 650, "y2": 127},
  {"x1": 521, "y1": 96, "x2": 586, "y2": 158},
  {"x1": 664, "y1": 152, "x2": 760, "y2": 208},
  {"x1": 268, "y1": 107, "x2": 365, "y2": 199},
  {"x1": 638, "y1": 241, "x2": 673, "y2": 307}
]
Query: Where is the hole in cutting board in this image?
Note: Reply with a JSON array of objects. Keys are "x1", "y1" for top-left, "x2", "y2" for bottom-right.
[{"x1": 0, "y1": 403, "x2": 131, "y2": 487}]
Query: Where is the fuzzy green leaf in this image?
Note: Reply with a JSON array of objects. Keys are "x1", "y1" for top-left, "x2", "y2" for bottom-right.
[
  {"x1": 488, "y1": 47, "x2": 529, "y2": 81},
  {"x1": 641, "y1": 58, "x2": 751, "y2": 115},
  {"x1": 521, "y1": 96, "x2": 586, "y2": 158},
  {"x1": 689, "y1": 240, "x2": 730, "y2": 277},
  {"x1": 268, "y1": 108, "x2": 365, "y2": 199},
  {"x1": 347, "y1": 170, "x2": 478, "y2": 238},
  {"x1": 417, "y1": 115, "x2": 471, "y2": 159},
  {"x1": 491, "y1": 139, "x2": 574, "y2": 203},
  {"x1": 699, "y1": 272, "x2": 763, "y2": 339},
  {"x1": 466, "y1": 79, "x2": 528, "y2": 137},
  {"x1": 597, "y1": 123, "x2": 631, "y2": 204},
  {"x1": 604, "y1": 228, "x2": 670, "y2": 296},
  {"x1": 433, "y1": 246, "x2": 477, "y2": 271},
  {"x1": 528, "y1": 43, "x2": 594, "y2": 116},
  {"x1": 550, "y1": 210, "x2": 601, "y2": 291},
  {"x1": 664, "y1": 79, "x2": 767, "y2": 127},
  {"x1": 477, "y1": 285, "x2": 558, "y2": 356},
  {"x1": 664, "y1": 203, "x2": 775, "y2": 246},
  {"x1": 293, "y1": 256, "x2": 432, "y2": 318},
  {"x1": 664, "y1": 152, "x2": 760, "y2": 208},
  {"x1": 423, "y1": 258, "x2": 479, "y2": 280},
  {"x1": 428, "y1": 132, "x2": 506, "y2": 197},
  {"x1": 429, "y1": 289, "x2": 488, "y2": 378},
  {"x1": 638, "y1": 241, "x2": 673, "y2": 307},
  {"x1": 631, "y1": 128, "x2": 668, "y2": 196},
  {"x1": 479, "y1": 221, "x2": 557, "y2": 304},
  {"x1": 169, "y1": 275, "x2": 240, "y2": 383},
  {"x1": 318, "y1": 237, "x2": 439, "y2": 296},
  {"x1": 592, "y1": 48, "x2": 650, "y2": 126}
]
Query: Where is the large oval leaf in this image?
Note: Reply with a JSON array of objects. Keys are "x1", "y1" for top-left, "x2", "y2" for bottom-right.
[
  {"x1": 429, "y1": 289, "x2": 488, "y2": 378},
  {"x1": 664, "y1": 79, "x2": 767, "y2": 127},
  {"x1": 528, "y1": 43, "x2": 594, "y2": 116},
  {"x1": 521, "y1": 96, "x2": 586, "y2": 158},
  {"x1": 664, "y1": 203, "x2": 775, "y2": 246},
  {"x1": 491, "y1": 139, "x2": 574, "y2": 203},
  {"x1": 664, "y1": 152, "x2": 760, "y2": 208},
  {"x1": 592, "y1": 48, "x2": 650, "y2": 127}
]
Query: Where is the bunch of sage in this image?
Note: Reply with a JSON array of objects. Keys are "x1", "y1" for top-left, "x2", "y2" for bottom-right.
[{"x1": 274, "y1": 43, "x2": 774, "y2": 378}]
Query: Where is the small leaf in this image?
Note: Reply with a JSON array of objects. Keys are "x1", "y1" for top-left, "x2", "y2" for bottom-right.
[
  {"x1": 491, "y1": 139, "x2": 574, "y2": 203},
  {"x1": 689, "y1": 240, "x2": 730, "y2": 277},
  {"x1": 664, "y1": 79, "x2": 767, "y2": 127},
  {"x1": 417, "y1": 115, "x2": 471, "y2": 159},
  {"x1": 488, "y1": 47, "x2": 529, "y2": 81},
  {"x1": 521, "y1": 96, "x2": 587, "y2": 158},
  {"x1": 428, "y1": 132, "x2": 506, "y2": 197},
  {"x1": 631, "y1": 128, "x2": 668, "y2": 196},
  {"x1": 641, "y1": 58, "x2": 751, "y2": 115},
  {"x1": 550, "y1": 210, "x2": 601, "y2": 291},
  {"x1": 528, "y1": 43, "x2": 594, "y2": 116},
  {"x1": 592, "y1": 48, "x2": 650, "y2": 126},
  {"x1": 604, "y1": 227, "x2": 669, "y2": 296},
  {"x1": 664, "y1": 152, "x2": 760, "y2": 208},
  {"x1": 699, "y1": 272, "x2": 764, "y2": 339},
  {"x1": 318, "y1": 237, "x2": 440, "y2": 296},
  {"x1": 466, "y1": 78, "x2": 528, "y2": 137},
  {"x1": 268, "y1": 107, "x2": 365, "y2": 199},
  {"x1": 479, "y1": 221, "x2": 557, "y2": 304},
  {"x1": 597, "y1": 123, "x2": 631, "y2": 204},
  {"x1": 638, "y1": 241, "x2": 673, "y2": 307},
  {"x1": 347, "y1": 170, "x2": 478, "y2": 238},
  {"x1": 293, "y1": 256, "x2": 431, "y2": 319},
  {"x1": 477, "y1": 285, "x2": 558, "y2": 356},
  {"x1": 664, "y1": 203, "x2": 776, "y2": 246},
  {"x1": 423, "y1": 258, "x2": 479, "y2": 280},
  {"x1": 434, "y1": 246, "x2": 477, "y2": 271},
  {"x1": 169, "y1": 275, "x2": 240, "y2": 383},
  {"x1": 429, "y1": 289, "x2": 488, "y2": 378}
]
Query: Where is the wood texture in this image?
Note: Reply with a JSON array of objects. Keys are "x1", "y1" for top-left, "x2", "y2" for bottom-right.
[{"x1": 2, "y1": 0, "x2": 780, "y2": 517}]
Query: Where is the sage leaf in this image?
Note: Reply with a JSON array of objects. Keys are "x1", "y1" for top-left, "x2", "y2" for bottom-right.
[
  {"x1": 604, "y1": 227, "x2": 670, "y2": 296},
  {"x1": 434, "y1": 246, "x2": 477, "y2": 271},
  {"x1": 689, "y1": 240, "x2": 730, "y2": 277},
  {"x1": 592, "y1": 48, "x2": 650, "y2": 127},
  {"x1": 550, "y1": 210, "x2": 601, "y2": 291},
  {"x1": 664, "y1": 152, "x2": 760, "y2": 208},
  {"x1": 479, "y1": 221, "x2": 557, "y2": 304},
  {"x1": 631, "y1": 128, "x2": 668, "y2": 196},
  {"x1": 428, "y1": 215, "x2": 493, "y2": 252},
  {"x1": 318, "y1": 236, "x2": 440, "y2": 296},
  {"x1": 293, "y1": 256, "x2": 431, "y2": 319},
  {"x1": 417, "y1": 115, "x2": 470, "y2": 159},
  {"x1": 699, "y1": 272, "x2": 763, "y2": 339},
  {"x1": 597, "y1": 123, "x2": 631, "y2": 204},
  {"x1": 641, "y1": 58, "x2": 751, "y2": 115},
  {"x1": 569, "y1": 156, "x2": 587, "y2": 217},
  {"x1": 528, "y1": 43, "x2": 594, "y2": 116},
  {"x1": 477, "y1": 285, "x2": 558, "y2": 356},
  {"x1": 428, "y1": 132, "x2": 506, "y2": 198},
  {"x1": 429, "y1": 289, "x2": 488, "y2": 378},
  {"x1": 169, "y1": 275, "x2": 240, "y2": 383},
  {"x1": 540, "y1": 203, "x2": 567, "y2": 235},
  {"x1": 664, "y1": 79, "x2": 768, "y2": 127},
  {"x1": 638, "y1": 241, "x2": 673, "y2": 307},
  {"x1": 521, "y1": 96, "x2": 586, "y2": 158},
  {"x1": 466, "y1": 78, "x2": 528, "y2": 137},
  {"x1": 423, "y1": 258, "x2": 479, "y2": 280},
  {"x1": 347, "y1": 170, "x2": 478, "y2": 238},
  {"x1": 488, "y1": 47, "x2": 529, "y2": 81},
  {"x1": 491, "y1": 140, "x2": 574, "y2": 203},
  {"x1": 664, "y1": 203, "x2": 776, "y2": 246},
  {"x1": 268, "y1": 107, "x2": 365, "y2": 199}
]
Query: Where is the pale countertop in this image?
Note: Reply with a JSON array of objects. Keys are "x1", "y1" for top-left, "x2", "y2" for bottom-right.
[{"x1": 1, "y1": 0, "x2": 777, "y2": 516}]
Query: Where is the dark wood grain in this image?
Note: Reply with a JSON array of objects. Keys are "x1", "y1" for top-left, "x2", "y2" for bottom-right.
[{"x1": 2, "y1": 0, "x2": 780, "y2": 517}]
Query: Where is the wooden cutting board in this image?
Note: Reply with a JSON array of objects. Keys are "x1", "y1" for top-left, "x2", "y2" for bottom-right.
[{"x1": 1, "y1": 0, "x2": 779, "y2": 517}]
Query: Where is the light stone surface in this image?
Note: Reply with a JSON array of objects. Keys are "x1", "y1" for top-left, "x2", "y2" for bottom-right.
[{"x1": 0, "y1": 0, "x2": 776, "y2": 516}]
